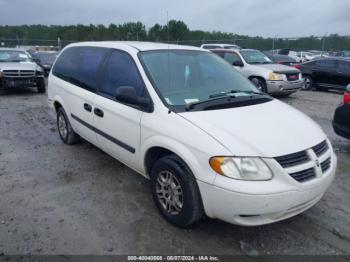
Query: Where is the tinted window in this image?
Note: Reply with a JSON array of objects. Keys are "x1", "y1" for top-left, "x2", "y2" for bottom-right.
[
  {"x1": 223, "y1": 52, "x2": 241, "y2": 64},
  {"x1": 338, "y1": 60, "x2": 350, "y2": 71},
  {"x1": 316, "y1": 59, "x2": 336, "y2": 68},
  {"x1": 52, "y1": 47, "x2": 107, "y2": 92},
  {"x1": 99, "y1": 50, "x2": 145, "y2": 97}
]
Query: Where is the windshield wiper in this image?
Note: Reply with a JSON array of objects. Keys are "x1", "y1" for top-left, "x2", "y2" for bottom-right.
[
  {"x1": 209, "y1": 90, "x2": 264, "y2": 99},
  {"x1": 186, "y1": 96, "x2": 235, "y2": 111}
]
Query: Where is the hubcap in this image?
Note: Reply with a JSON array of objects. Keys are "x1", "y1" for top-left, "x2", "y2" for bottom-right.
[
  {"x1": 58, "y1": 114, "x2": 68, "y2": 139},
  {"x1": 156, "y1": 171, "x2": 183, "y2": 215}
]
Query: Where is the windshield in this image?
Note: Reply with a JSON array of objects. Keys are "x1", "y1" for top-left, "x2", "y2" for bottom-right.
[
  {"x1": 33, "y1": 53, "x2": 58, "y2": 64},
  {"x1": 0, "y1": 50, "x2": 32, "y2": 62},
  {"x1": 139, "y1": 50, "x2": 260, "y2": 109},
  {"x1": 240, "y1": 50, "x2": 272, "y2": 64}
]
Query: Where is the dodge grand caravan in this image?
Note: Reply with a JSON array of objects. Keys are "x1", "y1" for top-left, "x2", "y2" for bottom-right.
[{"x1": 48, "y1": 42, "x2": 337, "y2": 227}]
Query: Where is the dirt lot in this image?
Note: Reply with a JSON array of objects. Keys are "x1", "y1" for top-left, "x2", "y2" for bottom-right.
[{"x1": 0, "y1": 88, "x2": 349, "y2": 255}]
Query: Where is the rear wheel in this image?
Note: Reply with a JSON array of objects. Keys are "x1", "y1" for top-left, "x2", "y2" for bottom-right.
[
  {"x1": 251, "y1": 77, "x2": 267, "y2": 93},
  {"x1": 302, "y1": 75, "x2": 313, "y2": 90},
  {"x1": 150, "y1": 155, "x2": 204, "y2": 227},
  {"x1": 57, "y1": 107, "x2": 80, "y2": 145}
]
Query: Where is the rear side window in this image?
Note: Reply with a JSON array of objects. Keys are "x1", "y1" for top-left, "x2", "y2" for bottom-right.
[
  {"x1": 99, "y1": 50, "x2": 145, "y2": 97},
  {"x1": 52, "y1": 46, "x2": 108, "y2": 92}
]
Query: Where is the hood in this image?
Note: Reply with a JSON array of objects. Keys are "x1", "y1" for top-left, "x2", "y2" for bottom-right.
[
  {"x1": 0, "y1": 62, "x2": 39, "y2": 71},
  {"x1": 179, "y1": 99, "x2": 326, "y2": 157},
  {"x1": 257, "y1": 63, "x2": 300, "y2": 74}
]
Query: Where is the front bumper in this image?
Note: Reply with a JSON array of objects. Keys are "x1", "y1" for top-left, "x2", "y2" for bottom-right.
[
  {"x1": 266, "y1": 79, "x2": 304, "y2": 95},
  {"x1": 197, "y1": 152, "x2": 337, "y2": 226},
  {"x1": 1, "y1": 76, "x2": 44, "y2": 88}
]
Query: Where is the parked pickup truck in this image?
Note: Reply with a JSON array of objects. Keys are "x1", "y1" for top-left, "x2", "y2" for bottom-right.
[
  {"x1": 0, "y1": 48, "x2": 45, "y2": 95},
  {"x1": 211, "y1": 48, "x2": 304, "y2": 96}
]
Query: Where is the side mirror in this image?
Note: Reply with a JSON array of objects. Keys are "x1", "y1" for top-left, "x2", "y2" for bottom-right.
[
  {"x1": 346, "y1": 84, "x2": 350, "y2": 93},
  {"x1": 233, "y1": 60, "x2": 244, "y2": 67},
  {"x1": 116, "y1": 86, "x2": 152, "y2": 112}
]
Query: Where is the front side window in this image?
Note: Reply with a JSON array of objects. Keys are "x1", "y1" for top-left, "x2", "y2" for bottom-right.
[
  {"x1": 240, "y1": 50, "x2": 272, "y2": 65},
  {"x1": 223, "y1": 52, "x2": 241, "y2": 64},
  {"x1": 52, "y1": 47, "x2": 107, "y2": 92},
  {"x1": 99, "y1": 50, "x2": 145, "y2": 97},
  {"x1": 140, "y1": 50, "x2": 261, "y2": 110},
  {"x1": 337, "y1": 60, "x2": 350, "y2": 70}
]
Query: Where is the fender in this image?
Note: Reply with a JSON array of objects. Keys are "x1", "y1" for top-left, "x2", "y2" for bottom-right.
[{"x1": 140, "y1": 135, "x2": 217, "y2": 185}]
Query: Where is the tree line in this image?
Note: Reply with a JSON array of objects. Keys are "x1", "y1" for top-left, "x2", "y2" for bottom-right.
[{"x1": 0, "y1": 20, "x2": 350, "y2": 51}]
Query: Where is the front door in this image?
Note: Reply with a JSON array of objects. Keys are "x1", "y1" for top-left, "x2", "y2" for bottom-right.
[{"x1": 93, "y1": 50, "x2": 146, "y2": 169}]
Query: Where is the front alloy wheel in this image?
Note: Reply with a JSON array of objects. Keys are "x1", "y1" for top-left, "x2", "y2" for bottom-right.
[
  {"x1": 156, "y1": 170, "x2": 184, "y2": 215},
  {"x1": 150, "y1": 155, "x2": 204, "y2": 227}
]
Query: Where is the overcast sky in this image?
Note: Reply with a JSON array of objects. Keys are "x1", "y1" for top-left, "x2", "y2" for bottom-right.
[{"x1": 0, "y1": 0, "x2": 349, "y2": 37}]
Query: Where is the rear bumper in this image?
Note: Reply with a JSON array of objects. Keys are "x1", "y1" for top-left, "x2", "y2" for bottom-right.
[
  {"x1": 197, "y1": 153, "x2": 336, "y2": 226},
  {"x1": 266, "y1": 79, "x2": 304, "y2": 95}
]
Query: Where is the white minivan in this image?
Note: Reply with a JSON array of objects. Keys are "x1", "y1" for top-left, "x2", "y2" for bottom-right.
[{"x1": 48, "y1": 42, "x2": 337, "y2": 227}]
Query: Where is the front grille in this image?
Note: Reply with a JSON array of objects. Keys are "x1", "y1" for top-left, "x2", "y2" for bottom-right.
[
  {"x1": 275, "y1": 150, "x2": 309, "y2": 168},
  {"x1": 321, "y1": 158, "x2": 331, "y2": 173},
  {"x1": 313, "y1": 140, "x2": 329, "y2": 157},
  {"x1": 290, "y1": 168, "x2": 316, "y2": 183},
  {"x1": 286, "y1": 73, "x2": 299, "y2": 81},
  {"x1": 3, "y1": 70, "x2": 36, "y2": 77}
]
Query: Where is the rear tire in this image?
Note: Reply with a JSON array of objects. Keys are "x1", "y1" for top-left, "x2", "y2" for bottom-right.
[
  {"x1": 251, "y1": 77, "x2": 267, "y2": 93},
  {"x1": 150, "y1": 155, "x2": 204, "y2": 227},
  {"x1": 37, "y1": 79, "x2": 46, "y2": 93},
  {"x1": 57, "y1": 107, "x2": 80, "y2": 145}
]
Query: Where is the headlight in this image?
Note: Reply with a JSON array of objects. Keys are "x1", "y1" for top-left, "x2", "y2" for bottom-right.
[
  {"x1": 209, "y1": 157, "x2": 273, "y2": 181},
  {"x1": 268, "y1": 72, "x2": 284, "y2": 81}
]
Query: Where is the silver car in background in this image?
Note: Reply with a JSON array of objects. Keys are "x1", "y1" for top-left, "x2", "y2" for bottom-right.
[
  {"x1": 0, "y1": 48, "x2": 45, "y2": 95},
  {"x1": 211, "y1": 49, "x2": 304, "y2": 96}
]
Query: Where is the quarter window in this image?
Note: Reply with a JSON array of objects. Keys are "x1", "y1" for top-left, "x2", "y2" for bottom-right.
[{"x1": 99, "y1": 50, "x2": 145, "y2": 97}]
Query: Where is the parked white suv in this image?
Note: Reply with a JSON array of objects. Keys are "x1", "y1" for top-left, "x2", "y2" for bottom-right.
[
  {"x1": 48, "y1": 42, "x2": 337, "y2": 227},
  {"x1": 211, "y1": 49, "x2": 304, "y2": 96}
]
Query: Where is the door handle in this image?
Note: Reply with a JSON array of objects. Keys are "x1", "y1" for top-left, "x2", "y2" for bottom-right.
[
  {"x1": 94, "y1": 108, "x2": 104, "y2": 118},
  {"x1": 83, "y1": 103, "x2": 92, "y2": 112}
]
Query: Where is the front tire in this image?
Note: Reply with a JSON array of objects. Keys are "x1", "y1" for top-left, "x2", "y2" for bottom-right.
[
  {"x1": 37, "y1": 78, "x2": 46, "y2": 93},
  {"x1": 57, "y1": 107, "x2": 80, "y2": 145},
  {"x1": 302, "y1": 75, "x2": 313, "y2": 90},
  {"x1": 150, "y1": 155, "x2": 204, "y2": 227},
  {"x1": 251, "y1": 77, "x2": 267, "y2": 93}
]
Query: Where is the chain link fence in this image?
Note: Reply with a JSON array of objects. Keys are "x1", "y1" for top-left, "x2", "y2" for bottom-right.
[{"x1": 1, "y1": 36, "x2": 350, "y2": 52}]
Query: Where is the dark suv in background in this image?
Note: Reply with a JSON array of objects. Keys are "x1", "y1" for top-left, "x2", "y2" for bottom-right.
[{"x1": 300, "y1": 58, "x2": 350, "y2": 91}]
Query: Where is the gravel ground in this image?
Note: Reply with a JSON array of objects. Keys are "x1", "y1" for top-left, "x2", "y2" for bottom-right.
[{"x1": 0, "y1": 88, "x2": 349, "y2": 256}]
